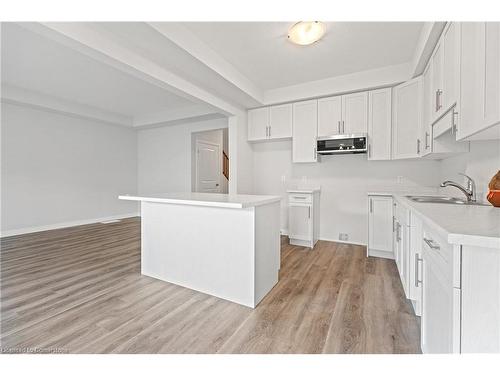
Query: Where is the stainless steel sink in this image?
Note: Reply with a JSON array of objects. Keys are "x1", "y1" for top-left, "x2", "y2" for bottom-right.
[{"x1": 405, "y1": 195, "x2": 489, "y2": 206}]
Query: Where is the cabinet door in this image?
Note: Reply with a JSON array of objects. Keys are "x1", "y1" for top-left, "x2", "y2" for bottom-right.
[
  {"x1": 442, "y1": 22, "x2": 460, "y2": 113},
  {"x1": 368, "y1": 196, "x2": 393, "y2": 257},
  {"x1": 288, "y1": 204, "x2": 312, "y2": 241},
  {"x1": 292, "y1": 100, "x2": 318, "y2": 163},
  {"x1": 431, "y1": 41, "x2": 444, "y2": 121},
  {"x1": 459, "y1": 22, "x2": 500, "y2": 140},
  {"x1": 248, "y1": 107, "x2": 269, "y2": 141},
  {"x1": 392, "y1": 76, "x2": 423, "y2": 159},
  {"x1": 421, "y1": 64, "x2": 433, "y2": 156},
  {"x1": 421, "y1": 249, "x2": 454, "y2": 353},
  {"x1": 482, "y1": 22, "x2": 500, "y2": 129},
  {"x1": 409, "y1": 213, "x2": 423, "y2": 315},
  {"x1": 396, "y1": 205, "x2": 410, "y2": 297},
  {"x1": 269, "y1": 103, "x2": 292, "y2": 139},
  {"x1": 368, "y1": 88, "x2": 392, "y2": 160},
  {"x1": 342, "y1": 91, "x2": 368, "y2": 134},
  {"x1": 318, "y1": 96, "x2": 342, "y2": 137}
]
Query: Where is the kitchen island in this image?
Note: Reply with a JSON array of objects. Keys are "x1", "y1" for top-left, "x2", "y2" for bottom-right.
[{"x1": 119, "y1": 192, "x2": 281, "y2": 308}]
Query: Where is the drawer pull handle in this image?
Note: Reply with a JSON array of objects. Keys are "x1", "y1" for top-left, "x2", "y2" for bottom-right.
[
  {"x1": 423, "y1": 237, "x2": 440, "y2": 250},
  {"x1": 293, "y1": 196, "x2": 307, "y2": 199}
]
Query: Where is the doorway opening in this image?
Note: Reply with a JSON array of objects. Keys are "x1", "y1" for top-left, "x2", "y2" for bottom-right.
[{"x1": 191, "y1": 128, "x2": 229, "y2": 194}]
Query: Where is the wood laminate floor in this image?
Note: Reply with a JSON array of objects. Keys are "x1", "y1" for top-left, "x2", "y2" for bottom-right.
[{"x1": 0, "y1": 217, "x2": 420, "y2": 354}]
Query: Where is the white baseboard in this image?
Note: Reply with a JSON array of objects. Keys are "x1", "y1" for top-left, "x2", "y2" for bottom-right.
[
  {"x1": 0, "y1": 212, "x2": 139, "y2": 238},
  {"x1": 280, "y1": 230, "x2": 366, "y2": 247}
]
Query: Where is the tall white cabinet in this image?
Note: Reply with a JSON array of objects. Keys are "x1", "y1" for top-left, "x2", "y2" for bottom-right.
[
  {"x1": 367, "y1": 88, "x2": 392, "y2": 160},
  {"x1": 392, "y1": 76, "x2": 423, "y2": 159},
  {"x1": 292, "y1": 100, "x2": 318, "y2": 163}
]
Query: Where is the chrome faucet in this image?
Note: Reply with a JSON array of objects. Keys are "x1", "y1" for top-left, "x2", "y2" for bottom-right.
[{"x1": 440, "y1": 173, "x2": 477, "y2": 202}]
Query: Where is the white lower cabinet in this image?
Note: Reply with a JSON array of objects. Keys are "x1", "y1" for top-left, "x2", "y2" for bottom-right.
[
  {"x1": 421, "y1": 245, "x2": 455, "y2": 353},
  {"x1": 420, "y1": 224, "x2": 460, "y2": 353},
  {"x1": 395, "y1": 202, "x2": 410, "y2": 297},
  {"x1": 408, "y1": 212, "x2": 423, "y2": 316},
  {"x1": 287, "y1": 190, "x2": 320, "y2": 249},
  {"x1": 367, "y1": 195, "x2": 394, "y2": 259}
]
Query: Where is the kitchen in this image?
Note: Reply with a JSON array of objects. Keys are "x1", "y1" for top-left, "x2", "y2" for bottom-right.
[{"x1": 1, "y1": 10, "x2": 500, "y2": 371}]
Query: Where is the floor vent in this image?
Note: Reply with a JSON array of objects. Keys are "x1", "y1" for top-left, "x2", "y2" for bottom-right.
[{"x1": 100, "y1": 219, "x2": 121, "y2": 224}]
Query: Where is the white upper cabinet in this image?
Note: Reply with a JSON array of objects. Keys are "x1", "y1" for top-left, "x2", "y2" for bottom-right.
[
  {"x1": 317, "y1": 92, "x2": 368, "y2": 137},
  {"x1": 248, "y1": 104, "x2": 292, "y2": 141},
  {"x1": 421, "y1": 64, "x2": 433, "y2": 156},
  {"x1": 248, "y1": 107, "x2": 269, "y2": 141},
  {"x1": 318, "y1": 96, "x2": 342, "y2": 137},
  {"x1": 442, "y1": 22, "x2": 460, "y2": 112},
  {"x1": 392, "y1": 76, "x2": 423, "y2": 159},
  {"x1": 459, "y1": 22, "x2": 500, "y2": 140},
  {"x1": 292, "y1": 100, "x2": 318, "y2": 163},
  {"x1": 367, "y1": 88, "x2": 392, "y2": 160},
  {"x1": 342, "y1": 91, "x2": 368, "y2": 134},
  {"x1": 431, "y1": 40, "x2": 444, "y2": 122},
  {"x1": 269, "y1": 103, "x2": 292, "y2": 139}
]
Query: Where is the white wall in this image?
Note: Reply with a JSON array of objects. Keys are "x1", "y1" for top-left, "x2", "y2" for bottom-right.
[
  {"x1": 1, "y1": 103, "x2": 138, "y2": 234},
  {"x1": 439, "y1": 140, "x2": 500, "y2": 202},
  {"x1": 137, "y1": 117, "x2": 228, "y2": 194},
  {"x1": 252, "y1": 140, "x2": 441, "y2": 245}
]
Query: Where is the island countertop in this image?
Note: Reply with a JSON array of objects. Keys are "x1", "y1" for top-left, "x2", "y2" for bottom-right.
[{"x1": 119, "y1": 192, "x2": 282, "y2": 209}]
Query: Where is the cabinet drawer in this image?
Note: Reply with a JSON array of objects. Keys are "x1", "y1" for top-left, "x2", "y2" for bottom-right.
[
  {"x1": 422, "y1": 225, "x2": 453, "y2": 279},
  {"x1": 288, "y1": 193, "x2": 312, "y2": 204}
]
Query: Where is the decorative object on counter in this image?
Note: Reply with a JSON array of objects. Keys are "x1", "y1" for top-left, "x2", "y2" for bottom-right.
[{"x1": 487, "y1": 170, "x2": 500, "y2": 207}]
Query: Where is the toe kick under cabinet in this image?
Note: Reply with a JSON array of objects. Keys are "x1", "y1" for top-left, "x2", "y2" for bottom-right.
[{"x1": 287, "y1": 190, "x2": 320, "y2": 249}]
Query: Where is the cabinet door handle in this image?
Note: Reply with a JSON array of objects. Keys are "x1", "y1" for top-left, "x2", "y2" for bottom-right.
[
  {"x1": 423, "y1": 237, "x2": 440, "y2": 250},
  {"x1": 369, "y1": 199, "x2": 373, "y2": 213},
  {"x1": 342, "y1": 120, "x2": 345, "y2": 134},
  {"x1": 392, "y1": 216, "x2": 396, "y2": 232},
  {"x1": 367, "y1": 144, "x2": 371, "y2": 158},
  {"x1": 416, "y1": 139, "x2": 421, "y2": 154},
  {"x1": 269, "y1": 125, "x2": 271, "y2": 138},
  {"x1": 438, "y1": 89, "x2": 443, "y2": 110},
  {"x1": 266, "y1": 126, "x2": 269, "y2": 138},
  {"x1": 338, "y1": 121, "x2": 341, "y2": 133},
  {"x1": 313, "y1": 146, "x2": 317, "y2": 160},
  {"x1": 415, "y1": 253, "x2": 423, "y2": 287},
  {"x1": 308, "y1": 206, "x2": 311, "y2": 219},
  {"x1": 435, "y1": 90, "x2": 439, "y2": 112},
  {"x1": 396, "y1": 222, "x2": 401, "y2": 242},
  {"x1": 425, "y1": 132, "x2": 430, "y2": 149}
]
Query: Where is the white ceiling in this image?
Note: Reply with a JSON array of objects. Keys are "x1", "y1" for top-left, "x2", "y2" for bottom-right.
[
  {"x1": 183, "y1": 22, "x2": 424, "y2": 90},
  {"x1": 1, "y1": 23, "x2": 201, "y2": 118}
]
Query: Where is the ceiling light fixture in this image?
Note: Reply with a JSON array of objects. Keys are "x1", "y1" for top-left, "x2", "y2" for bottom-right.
[{"x1": 287, "y1": 21, "x2": 326, "y2": 46}]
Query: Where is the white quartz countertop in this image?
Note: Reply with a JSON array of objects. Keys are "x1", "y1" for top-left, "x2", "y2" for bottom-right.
[
  {"x1": 368, "y1": 192, "x2": 500, "y2": 248},
  {"x1": 119, "y1": 192, "x2": 281, "y2": 209}
]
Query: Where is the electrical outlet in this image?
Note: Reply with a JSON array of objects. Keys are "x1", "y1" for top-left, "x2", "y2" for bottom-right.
[{"x1": 339, "y1": 233, "x2": 349, "y2": 241}]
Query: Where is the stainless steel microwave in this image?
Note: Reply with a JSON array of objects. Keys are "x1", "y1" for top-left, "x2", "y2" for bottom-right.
[{"x1": 316, "y1": 134, "x2": 367, "y2": 155}]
